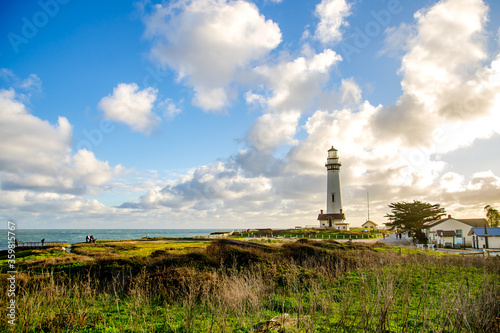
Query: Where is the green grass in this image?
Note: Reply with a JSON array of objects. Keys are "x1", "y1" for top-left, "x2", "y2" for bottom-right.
[
  {"x1": 237, "y1": 227, "x2": 383, "y2": 239},
  {"x1": 0, "y1": 246, "x2": 69, "y2": 267},
  {"x1": 1, "y1": 239, "x2": 498, "y2": 332},
  {"x1": 71, "y1": 240, "x2": 210, "y2": 258}
]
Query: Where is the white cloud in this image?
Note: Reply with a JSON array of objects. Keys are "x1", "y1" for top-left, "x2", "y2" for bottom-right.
[
  {"x1": 246, "y1": 111, "x2": 301, "y2": 151},
  {"x1": 143, "y1": 0, "x2": 282, "y2": 111},
  {"x1": 340, "y1": 78, "x2": 362, "y2": 105},
  {"x1": 249, "y1": 49, "x2": 342, "y2": 113},
  {"x1": 284, "y1": 0, "x2": 500, "y2": 223},
  {"x1": 0, "y1": 70, "x2": 42, "y2": 104},
  {"x1": 381, "y1": 23, "x2": 415, "y2": 58},
  {"x1": 0, "y1": 189, "x2": 111, "y2": 214},
  {"x1": 374, "y1": 0, "x2": 499, "y2": 149},
  {"x1": 160, "y1": 98, "x2": 182, "y2": 119},
  {"x1": 121, "y1": 161, "x2": 273, "y2": 211},
  {"x1": 314, "y1": 0, "x2": 351, "y2": 44},
  {"x1": 0, "y1": 88, "x2": 123, "y2": 195},
  {"x1": 113, "y1": 0, "x2": 500, "y2": 228},
  {"x1": 440, "y1": 172, "x2": 465, "y2": 192},
  {"x1": 192, "y1": 87, "x2": 228, "y2": 111},
  {"x1": 19, "y1": 74, "x2": 42, "y2": 92},
  {"x1": 0, "y1": 69, "x2": 41, "y2": 92},
  {"x1": 438, "y1": 171, "x2": 500, "y2": 208},
  {"x1": 400, "y1": 0, "x2": 489, "y2": 113},
  {"x1": 98, "y1": 83, "x2": 160, "y2": 135}
]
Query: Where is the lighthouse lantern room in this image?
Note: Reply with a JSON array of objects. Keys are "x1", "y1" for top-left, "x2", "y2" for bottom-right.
[{"x1": 317, "y1": 146, "x2": 349, "y2": 230}]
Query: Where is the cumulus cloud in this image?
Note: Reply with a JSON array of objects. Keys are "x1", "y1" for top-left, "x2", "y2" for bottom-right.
[
  {"x1": 120, "y1": 161, "x2": 273, "y2": 211},
  {"x1": 0, "y1": 69, "x2": 42, "y2": 92},
  {"x1": 248, "y1": 49, "x2": 342, "y2": 113},
  {"x1": 0, "y1": 69, "x2": 42, "y2": 104},
  {"x1": 340, "y1": 78, "x2": 362, "y2": 105},
  {"x1": 440, "y1": 172, "x2": 465, "y2": 192},
  {"x1": 98, "y1": 83, "x2": 161, "y2": 135},
  {"x1": 314, "y1": 0, "x2": 351, "y2": 44},
  {"x1": 246, "y1": 111, "x2": 301, "y2": 151},
  {"x1": 118, "y1": 0, "x2": 500, "y2": 228},
  {"x1": 0, "y1": 88, "x2": 123, "y2": 195},
  {"x1": 380, "y1": 23, "x2": 415, "y2": 58},
  {"x1": 19, "y1": 74, "x2": 42, "y2": 92},
  {"x1": 374, "y1": 0, "x2": 499, "y2": 148},
  {"x1": 286, "y1": 0, "x2": 500, "y2": 221},
  {"x1": 0, "y1": 189, "x2": 111, "y2": 214},
  {"x1": 438, "y1": 171, "x2": 500, "y2": 206},
  {"x1": 243, "y1": 49, "x2": 343, "y2": 153},
  {"x1": 159, "y1": 98, "x2": 182, "y2": 119},
  {"x1": 143, "y1": 0, "x2": 282, "y2": 111}
]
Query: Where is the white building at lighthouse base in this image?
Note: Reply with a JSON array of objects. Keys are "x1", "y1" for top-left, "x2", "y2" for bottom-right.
[{"x1": 317, "y1": 210, "x2": 349, "y2": 230}]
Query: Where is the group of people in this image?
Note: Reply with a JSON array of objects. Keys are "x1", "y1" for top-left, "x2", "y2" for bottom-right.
[
  {"x1": 382, "y1": 232, "x2": 412, "y2": 240},
  {"x1": 85, "y1": 235, "x2": 97, "y2": 243},
  {"x1": 394, "y1": 231, "x2": 412, "y2": 239}
]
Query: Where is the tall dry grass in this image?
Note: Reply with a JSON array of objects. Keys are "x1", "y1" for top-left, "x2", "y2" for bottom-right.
[{"x1": 0, "y1": 239, "x2": 498, "y2": 332}]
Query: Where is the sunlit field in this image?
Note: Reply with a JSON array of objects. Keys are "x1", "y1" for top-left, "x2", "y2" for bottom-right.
[{"x1": 1, "y1": 239, "x2": 499, "y2": 332}]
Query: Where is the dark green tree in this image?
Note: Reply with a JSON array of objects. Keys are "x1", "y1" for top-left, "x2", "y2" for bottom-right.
[
  {"x1": 385, "y1": 200, "x2": 446, "y2": 243},
  {"x1": 484, "y1": 205, "x2": 500, "y2": 227}
]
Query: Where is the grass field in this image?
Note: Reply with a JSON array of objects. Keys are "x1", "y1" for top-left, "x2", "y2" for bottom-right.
[{"x1": 1, "y1": 239, "x2": 498, "y2": 332}]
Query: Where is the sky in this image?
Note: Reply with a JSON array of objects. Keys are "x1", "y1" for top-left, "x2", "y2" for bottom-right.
[{"x1": 0, "y1": 0, "x2": 499, "y2": 229}]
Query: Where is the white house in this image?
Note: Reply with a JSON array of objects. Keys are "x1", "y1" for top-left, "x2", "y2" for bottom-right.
[
  {"x1": 435, "y1": 230, "x2": 457, "y2": 248},
  {"x1": 468, "y1": 227, "x2": 500, "y2": 249},
  {"x1": 423, "y1": 216, "x2": 488, "y2": 247},
  {"x1": 361, "y1": 220, "x2": 378, "y2": 230}
]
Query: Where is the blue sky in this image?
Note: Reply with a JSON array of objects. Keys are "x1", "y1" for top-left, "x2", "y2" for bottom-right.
[{"x1": 1, "y1": 0, "x2": 499, "y2": 229}]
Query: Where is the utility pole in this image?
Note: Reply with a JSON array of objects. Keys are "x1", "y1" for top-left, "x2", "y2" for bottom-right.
[
  {"x1": 367, "y1": 191, "x2": 370, "y2": 221},
  {"x1": 484, "y1": 224, "x2": 489, "y2": 249}
]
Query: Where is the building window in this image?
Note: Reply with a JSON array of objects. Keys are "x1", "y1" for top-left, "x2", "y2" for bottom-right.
[
  {"x1": 456, "y1": 229, "x2": 462, "y2": 237},
  {"x1": 331, "y1": 194, "x2": 335, "y2": 202}
]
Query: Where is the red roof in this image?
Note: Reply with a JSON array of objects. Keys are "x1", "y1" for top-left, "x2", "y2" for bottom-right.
[
  {"x1": 437, "y1": 230, "x2": 457, "y2": 237},
  {"x1": 317, "y1": 213, "x2": 345, "y2": 220}
]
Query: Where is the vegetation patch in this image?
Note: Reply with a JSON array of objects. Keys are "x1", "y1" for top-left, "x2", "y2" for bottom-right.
[{"x1": 1, "y1": 239, "x2": 498, "y2": 332}]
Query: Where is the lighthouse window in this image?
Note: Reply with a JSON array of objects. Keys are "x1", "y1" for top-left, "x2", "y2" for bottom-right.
[{"x1": 332, "y1": 194, "x2": 335, "y2": 202}]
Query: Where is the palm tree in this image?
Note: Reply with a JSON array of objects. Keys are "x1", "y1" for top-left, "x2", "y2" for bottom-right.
[{"x1": 484, "y1": 205, "x2": 500, "y2": 227}]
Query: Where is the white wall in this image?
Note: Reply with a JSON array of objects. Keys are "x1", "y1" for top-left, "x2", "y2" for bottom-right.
[
  {"x1": 474, "y1": 236, "x2": 500, "y2": 249},
  {"x1": 327, "y1": 169, "x2": 342, "y2": 214},
  {"x1": 426, "y1": 219, "x2": 477, "y2": 245}
]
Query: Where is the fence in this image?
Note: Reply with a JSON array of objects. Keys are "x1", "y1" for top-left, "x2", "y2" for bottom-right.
[
  {"x1": 244, "y1": 234, "x2": 382, "y2": 240},
  {"x1": 16, "y1": 241, "x2": 68, "y2": 248}
]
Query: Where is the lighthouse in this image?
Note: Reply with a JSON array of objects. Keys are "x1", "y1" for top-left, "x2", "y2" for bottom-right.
[{"x1": 317, "y1": 146, "x2": 349, "y2": 230}]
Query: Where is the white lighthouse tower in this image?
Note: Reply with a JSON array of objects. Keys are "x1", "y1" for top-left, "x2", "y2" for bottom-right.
[{"x1": 317, "y1": 146, "x2": 349, "y2": 230}]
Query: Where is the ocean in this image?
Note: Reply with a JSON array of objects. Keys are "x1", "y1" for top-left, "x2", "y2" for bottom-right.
[{"x1": 1, "y1": 229, "x2": 234, "y2": 250}]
